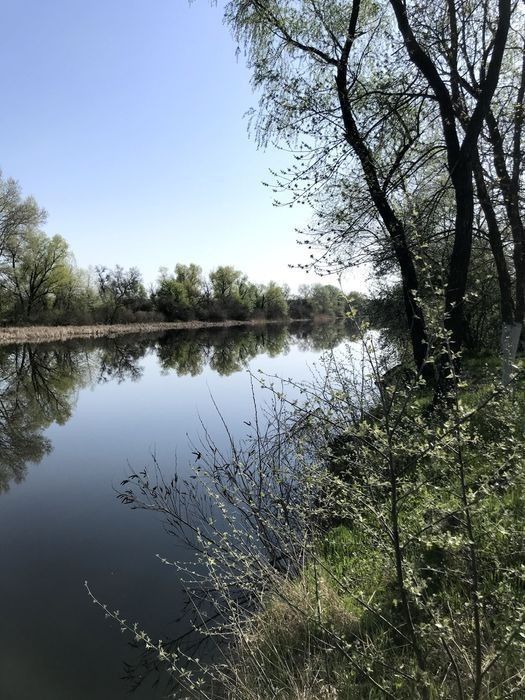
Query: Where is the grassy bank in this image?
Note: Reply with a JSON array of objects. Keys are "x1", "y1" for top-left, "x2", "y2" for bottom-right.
[
  {"x1": 215, "y1": 361, "x2": 525, "y2": 699},
  {"x1": 0, "y1": 318, "x2": 302, "y2": 345},
  {"x1": 115, "y1": 349, "x2": 524, "y2": 698}
]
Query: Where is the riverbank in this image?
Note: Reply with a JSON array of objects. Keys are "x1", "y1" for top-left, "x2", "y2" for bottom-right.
[
  {"x1": 0, "y1": 318, "x2": 305, "y2": 345},
  {"x1": 179, "y1": 359, "x2": 525, "y2": 699}
]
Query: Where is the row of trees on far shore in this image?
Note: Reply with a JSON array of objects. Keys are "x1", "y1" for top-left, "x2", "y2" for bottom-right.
[{"x1": 0, "y1": 173, "x2": 365, "y2": 326}]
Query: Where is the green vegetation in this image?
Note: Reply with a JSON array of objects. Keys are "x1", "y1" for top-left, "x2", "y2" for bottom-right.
[
  {"x1": 224, "y1": 0, "x2": 523, "y2": 389},
  {"x1": 95, "y1": 0, "x2": 525, "y2": 695},
  {"x1": 220, "y1": 361, "x2": 525, "y2": 699},
  {"x1": 7, "y1": 0, "x2": 514, "y2": 693},
  {"x1": 0, "y1": 173, "x2": 366, "y2": 327},
  {"x1": 112, "y1": 340, "x2": 525, "y2": 699}
]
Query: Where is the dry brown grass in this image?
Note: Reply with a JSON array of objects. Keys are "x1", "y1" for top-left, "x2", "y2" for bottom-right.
[
  {"x1": 0, "y1": 319, "x2": 291, "y2": 345},
  {"x1": 219, "y1": 575, "x2": 359, "y2": 699}
]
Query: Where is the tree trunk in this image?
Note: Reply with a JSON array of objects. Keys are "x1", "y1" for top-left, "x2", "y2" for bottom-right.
[
  {"x1": 335, "y1": 34, "x2": 432, "y2": 379},
  {"x1": 472, "y1": 160, "x2": 515, "y2": 326},
  {"x1": 444, "y1": 163, "x2": 475, "y2": 359}
]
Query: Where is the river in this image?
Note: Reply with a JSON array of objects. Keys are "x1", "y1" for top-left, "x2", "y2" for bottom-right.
[{"x1": 0, "y1": 322, "x2": 355, "y2": 699}]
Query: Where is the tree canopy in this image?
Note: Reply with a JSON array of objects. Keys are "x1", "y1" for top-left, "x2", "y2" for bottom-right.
[
  {"x1": 224, "y1": 0, "x2": 522, "y2": 380},
  {"x1": 0, "y1": 172, "x2": 361, "y2": 326}
]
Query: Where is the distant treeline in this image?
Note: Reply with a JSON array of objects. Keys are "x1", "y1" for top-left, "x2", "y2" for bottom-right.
[{"x1": 0, "y1": 173, "x2": 366, "y2": 326}]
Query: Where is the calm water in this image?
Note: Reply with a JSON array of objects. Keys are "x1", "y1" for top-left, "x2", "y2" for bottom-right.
[{"x1": 0, "y1": 323, "x2": 354, "y2": 699}]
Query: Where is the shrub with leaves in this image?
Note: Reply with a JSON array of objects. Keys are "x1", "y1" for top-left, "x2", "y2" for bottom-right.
[{"x1": 90, "y1": 332, "x2": 525, "y2": 699}]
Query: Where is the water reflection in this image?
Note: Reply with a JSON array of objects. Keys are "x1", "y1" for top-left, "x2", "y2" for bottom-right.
[
  {"x1": 97, "y1": 335, "x2": 154, "y2": 384},
  {"x1": 294, "y1": 321, "x2": 354, "y2": 351},
  {"x1": 157, "y1": 325, "x2": 291, "y2": 376},
  {"x1": 0, "y1": 344, "x2": 91, "y2": 490},
  {"x1": 0, "y1": 321, "x2": 353, "y2": 492},
  {"x1": 0, "y1": 320, "x2": 359, "y2": 699}
]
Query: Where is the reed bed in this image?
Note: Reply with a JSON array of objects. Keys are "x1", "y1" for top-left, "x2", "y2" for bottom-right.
[{"x1": 0, "y1": 319, "x2": 291, "y2": 345}]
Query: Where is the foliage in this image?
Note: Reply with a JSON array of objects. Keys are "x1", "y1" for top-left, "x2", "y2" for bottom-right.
[
  {"x1": 3, "y1": 232, "x2": 74, "y2": 319},
  {"x1": 367, "y1": 253, "x2": 503, "y2": 356},
  {"x1": 0, "y1": 173, "x2": 81, "y2": 323},
  {"x1": 309, "y1": 283, "x2": 348, "y2": 317},
  {"x1": 261, "y1": 281, "x2": 289, "y2": 319},
  {"x1": 155, "y1": 264, "x2": 205, "y2": 320},
  {"x1": 0, "y1": 172, "x2": 46, "y2": 260},
  {"x1": 95, "y1": 265, "x2": 148, "y2": 323},
  {"x1": 0, "y1": 172, "x2": 365, "y2": 327},
  {"x1": 223, "y1": 0, "x2": 522, "y2": 376},
  {"x1": 107, "y1": 331, "x2": 525, "y2": 699}
]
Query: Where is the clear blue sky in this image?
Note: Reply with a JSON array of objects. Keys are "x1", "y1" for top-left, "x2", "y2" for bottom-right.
[{"x1": 0, "y1": 0, "x2": 366, "y2": 291}]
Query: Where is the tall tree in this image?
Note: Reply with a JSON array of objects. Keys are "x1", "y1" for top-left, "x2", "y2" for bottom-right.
[
  {"x1": 1, "y1": 231, "x2": 72, "y2": 319},
  {"x1": 0, "y1": 173, "x2": 46, "y2": 261},
  {"x1": 96, "y1": 265, "x2": 146, "y2": 323},
  {"x1": 262, "y1": 281, "x2": 289, "y2": 318},
  {"x1": 0, "y1": 173, "x2": 48, "y2": 320},
  {"x1": 209, "y1": 265, "x2": 243, "y2": 301},
  {"x1": 388, "y1": 0, "x2": 510, "y2": 360},
  {"x1": 225, "y1": 0, "x2": 513, "y2": 378},
  {"x1": 174, "y1": 263, "x2": 205, "y2": 306}
]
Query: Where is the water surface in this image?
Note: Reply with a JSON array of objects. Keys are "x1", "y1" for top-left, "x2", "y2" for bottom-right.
[{"x1": 0, "y1": 323, "x2": 354, "y2": 699}]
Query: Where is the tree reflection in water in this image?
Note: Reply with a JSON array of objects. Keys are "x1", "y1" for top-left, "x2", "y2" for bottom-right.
[
  {"x1": 0, "y1": 343, "x2": 91, "y2": 490},
  {"x1": 0, "y1": 320, "x2": 355, "y2": 695},
  {"x1": 156, "y1": 325, "x2": 291, "y2": 377},
  {"x1": 0, "y1": 321, "x2": 352, "y2": 492}
]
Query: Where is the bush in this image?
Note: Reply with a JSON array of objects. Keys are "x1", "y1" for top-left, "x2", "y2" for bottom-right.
[{"x1": 94, "y1": 335, "x2": 525, "y2": 699}]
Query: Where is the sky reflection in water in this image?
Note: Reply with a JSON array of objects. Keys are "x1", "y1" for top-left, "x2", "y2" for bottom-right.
[{"x1": 0, "y1": 322, "x2": 355, "y2": 699}]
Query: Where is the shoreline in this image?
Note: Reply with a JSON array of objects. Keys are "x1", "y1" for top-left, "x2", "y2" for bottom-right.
[{"x1": 0, "y1": 318, "x2": 309, "y2": 346}]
